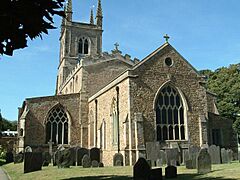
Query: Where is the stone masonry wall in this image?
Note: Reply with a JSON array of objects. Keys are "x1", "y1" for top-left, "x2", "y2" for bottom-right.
[
  {"x1": 88, "y1": 78, "x2": 130, "y2": 166},
  {"x1": 23, "y1": 94, "x2": 81, "y2": 147},
  {"x1": 129, "y1": 44, "x2": 208, "y2": 147}
]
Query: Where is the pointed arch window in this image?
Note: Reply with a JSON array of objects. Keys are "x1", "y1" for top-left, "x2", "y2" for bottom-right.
[
  {"x1": 156, "y1": 85, "x2": 186, "y2": 141},
  {"x1": 45, "y1": 105, "x2": 69, "y2": 144},
  {"x1": 111, "y1": 98, "x2": 119, "y2": 145},
  {"x1": 78, "y1": 37, "x2": 89, "y2": 55}
]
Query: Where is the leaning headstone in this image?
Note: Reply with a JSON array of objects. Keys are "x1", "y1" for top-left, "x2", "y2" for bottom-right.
[
  {"x1": 149, "y1": 168, "x2": 162, "y2": 180},
  {"x1": 92, "y1": 160, "x2": 99, "y2": 168},
  {"x1": 24, "y1": 146, "x2": 32, "y2": 153},
  {"x1": 165, "y1": 166, "x2": 177, "y2": 179},
  {"x1": 42, "y1": 152, "x2": 51, "y2": 166},
  {"x1": 5, "y1": 152, "x2": 14, "y2": 163},
  {"x1": 90, "y1": 148, "x2": 100, "y2": 163},
  {"x1": 208, "y1": 145, "x2": 221, "y2": 164},
  {"x1": 197, "y1": 148, "x2": 211, "y2": 174},
  {"x1": 14, "y1": 152, "x2": 24, "y2": 164},
  {"x1": 113, "y1": 153, "x2": 124, "y2": 166},
  {"x1": 24, "y1": 152, "x2": 43, "y2": 173},
  {"x1": 221, "y1": 148, "x2": 228, "y2": 164},
  {"x1": 77, "y1": 148, "x2": 89, "y2": 166},
  {"x1": 165, "y1": 148, "x2": 179, "y2": 166},
  {"x1": 82, "y1": 154, "x2": 91, "y2": 168},
  {"x1": 57, "y1": 149, "x2": 72, "y2": 168},
  {"x1": 133, "y1": 158, "x2": 151, "y2": 180}
]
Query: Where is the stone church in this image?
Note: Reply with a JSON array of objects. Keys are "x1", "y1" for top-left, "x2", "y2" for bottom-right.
[{"x1": 17, "y1": 0, "x2": 237, "y2": 165}]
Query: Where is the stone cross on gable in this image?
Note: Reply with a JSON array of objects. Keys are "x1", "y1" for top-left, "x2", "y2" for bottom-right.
[
  {"x1": 114, "y1": 42, "x2": 119, "y2": 50},
  {"x1": 164, "y1": 34, "x2": 170, "y2": 42}
]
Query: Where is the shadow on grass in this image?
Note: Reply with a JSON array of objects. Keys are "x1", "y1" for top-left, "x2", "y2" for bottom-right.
[
  {"x1": 61, "y1": 176, "x2": 132, "y2": 180},
  {"x1": 175, "y1": 173, "x2": 238, "y2": 180}
]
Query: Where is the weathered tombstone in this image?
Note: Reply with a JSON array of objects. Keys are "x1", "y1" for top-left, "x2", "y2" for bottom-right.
[
  {"x1": 42, "y1": 152, "x2": 51, "y2": 166},
  {"x1": 208, "y1": 145, "x2": 221, "y2": 164},
  {"x1": 24, "y1": 152, "x2": 43, "y2": 173},
  {"x1": 82, "y1": 154, "x2": 91, "y2": 168},
  {"x1": 165, "y1": 148, "x2": 179, "y2": 166},
  {"x1": 69, "y1": 147, "x2": 77, "y2": 166},
  {"x1": 99, "y1": 162, "x2": 104, "y2": 167},
  {"x1": 113, "y1": 153, "x2": 124, "y2": 166},
  {"x1": 221, "y1": 148, "x2": 228, "y2": 164},
  {"x1": 5, "y1": 152, "x2": 14, "y2": 163},
  {"x1": 185, "y1": 159, "x2": 193, "y2": 169},
  {"x1": 197, "y1": 148, "x2": 211, "y2": 174},
  {"x1": 77, "y1": 148, "x2": 89, "y2": 166},
  {"x1": 146, "y1": 142, "x2": 160, "y2": 165},
  {"x1": 149, "y1": 168, "x2": 162, "y2": 180},
  {"x1": 92, "y1": 160, "x2": 99, "y2": 167},
  {"x1": 165, "y1": 166, "x2": 177, "y2": 179},
  {"x1": 90, "y1": 147, "x2": 100, "y2": 163},
  {"x1": 189, "y1": 145, "x2": 200, "y2": 169},
  {"x1": 133, "y1": 158, "x2": 151, "y2": 180},
  {"x1": 157, "y1": 150, "x2": 166, "y2": 166},
  {"x1": 24, "y1": 146, "x2": 32, "y2": 153},
  {"x1": 227, "y1": 149, "x2": 233, "y2": 163},
  {"x1": 183, "y1": 150, "x2": 190, "y2": 165},
  {"x1": 14, "y1": 152, "x2": 24, "y2": 164},
  {"x1": 53, "y1": 145, "x2": 65, "y2": 166},
  {"x1": 57, "y1": 149, "x2": 72, "y2": 168}
]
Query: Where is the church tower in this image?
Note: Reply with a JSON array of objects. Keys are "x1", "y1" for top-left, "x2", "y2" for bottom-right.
[{"x1": 56, "y1": 0, "x2": 103, "y2": 93}]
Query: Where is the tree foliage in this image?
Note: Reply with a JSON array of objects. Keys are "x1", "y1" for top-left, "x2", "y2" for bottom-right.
[
  {"x1": 0, "y1": 117, "x2": 17, "y2": 131},
  {"x1": 0, "y1": 0, "x2": 65, "y2": 56},
  {"x1": 200, "y1": 63, "x2": 240, "y2": 133}
]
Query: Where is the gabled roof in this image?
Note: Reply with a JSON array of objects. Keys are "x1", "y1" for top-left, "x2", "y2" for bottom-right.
[{"x1": 132, "y1": 42, "x2": 202, "y2": 77}]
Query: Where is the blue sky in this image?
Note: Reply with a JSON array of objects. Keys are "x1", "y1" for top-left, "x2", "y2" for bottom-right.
[{"x1": 0, "y1": 0, "x2": 240, "y2": 120}]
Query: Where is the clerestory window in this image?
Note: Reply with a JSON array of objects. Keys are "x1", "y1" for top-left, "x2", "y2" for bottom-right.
[
  {"x1": 156, "y1": 85, "x2": 186, "y2": 141},
  {"x1": 45, "y1": 106, "x2": 69, "y2": 144}
]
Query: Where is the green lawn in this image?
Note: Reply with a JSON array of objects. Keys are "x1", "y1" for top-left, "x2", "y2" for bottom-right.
[{"x1": 2, "y1": 162, "x2": 240, "y2": 180}]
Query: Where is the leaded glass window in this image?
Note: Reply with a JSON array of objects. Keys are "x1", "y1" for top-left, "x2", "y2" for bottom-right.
[
  {"x1": 45, "y1": 106, "x2": 69, "y2": 144},
  {"x1": 111, "y1": 98, "x2": 119, "y2": 145},
  {"x1": 78, "y1": 37, "x2": 89, "y2": 55},
  {"x1": 156, "y1": 85, "x2": 185, "y2": 141}
]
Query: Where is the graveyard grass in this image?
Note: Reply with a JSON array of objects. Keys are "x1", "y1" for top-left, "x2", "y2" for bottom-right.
[{"x1": 2, "y1": 161, "x2": 240, "y2": 180}]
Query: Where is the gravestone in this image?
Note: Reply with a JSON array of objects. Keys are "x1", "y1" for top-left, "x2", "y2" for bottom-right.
[
  {"x1": 149, "y1": 168, "x2": 162, "y2": 180},
  {"x1": 82, "y1": 154, "x2": 91, "y2": 168},
  {"x1": 5, "y1": 152, "x2": 14, "y2": 163},
  {"x1": 69, "y1": 147, "x2": 77, "y2": 166},
  {"x1": 92, "y1": 160, "x2": 99, "y2": 167},
  {"x1": 24, "y1": 152, "x2": 43, "y2": 173},
  {"x1": 165, "y1": 148, "x2": 179, "y2": 166},
  {"x1": 42, "y1": 152, "x2": 51, "y2": 166},
  {"x1": 208, "y1": 145, "x2": 221, "y2": 164},
  {"x1": 90, "y1": 148, "x2": 100, "y2": 163},
  {"x1": 221, "y1": 148, "x2": 229, "y2": 164},
  {"x1": 14, "y1": 152, "x2": 24, "y2": 164},
  {"x1": 24, "y1": 146, "x2": 32, "y2": 153},
  {"x1": 146, "y1": 142, "x2": 160, "y2": 161},
  {"x1": 133, "y1": 158, "x2": 151, "y2": 180},
  {"x1": 57, "y1": 149, "x2": 72, "y2": 168},
  {"x1": 113, "y1": 153, "x2": 124, "y2": 166},
  {"x1": 197, "y1": 148, "x2": 211, "y2": 174},
  {"x1": 99, "y1": 162, "x2": 104, "y2": 167},
  {"x1": 165, "y1": 166, "x2": 177, "y2": 179},
  {"x1": 156, "y1": 150, "x2": 166, "y2": 166},
  {"x1": 77, "y1": 147, "x2": 89, "y2": 166},
  {"x1": 227, "y1": 149, "x2": 233, "y2": 162},
  {"x1": 189, "y1": 145, "x2": 200, "y2": 169},
  {"x1": 183, "y1": 150, "x2": 190, "y2": 165},
  {"x1": 185, "y1": 159, "x2": 193, "y2": 169}
]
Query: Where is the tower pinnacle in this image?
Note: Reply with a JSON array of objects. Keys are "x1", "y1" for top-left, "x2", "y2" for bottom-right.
[
  {"x1": 66, "y1": 0, "x2": 73, "y2": 22},
  {"x1": 96, "y1": 0, "x2": 103, "y2": 28},
  {"x1": 90, "y1": 8, "x2": 94, "y2": 25}
]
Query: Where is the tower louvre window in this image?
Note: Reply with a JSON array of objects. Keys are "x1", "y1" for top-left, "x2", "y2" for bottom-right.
[
  {"x1": 156, "y1": 85, "x2": 186, "y2": 141},
  {"x1": 78, "y1": 37, "x2": 89, "y2": 55}
]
